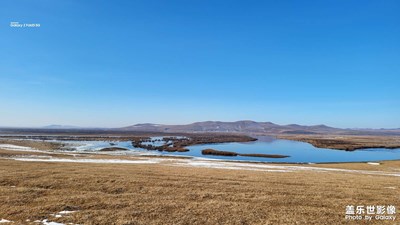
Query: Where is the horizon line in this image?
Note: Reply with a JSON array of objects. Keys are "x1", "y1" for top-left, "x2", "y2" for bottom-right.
[{"x1": 0, "y1": 120, "x2": 399, "y2": 130}]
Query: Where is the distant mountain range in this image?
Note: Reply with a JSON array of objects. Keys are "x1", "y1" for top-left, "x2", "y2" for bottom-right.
[
  {"x1": 0, "y1": 121, "x2": 397, "y2": 136},
  {"x1": 118, "y1": 120, "x2": 400, "y2": 135},
  {"x1": 42, "y1": 125, "x2": 82, "y2": 129}
]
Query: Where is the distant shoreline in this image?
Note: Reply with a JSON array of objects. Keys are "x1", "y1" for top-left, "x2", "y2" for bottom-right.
[{"x1": 278, "y1": 134, "x2": 400, "y2": 151}]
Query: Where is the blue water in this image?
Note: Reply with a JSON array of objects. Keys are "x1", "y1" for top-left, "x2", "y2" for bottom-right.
[
  {"x1": 178, "y1": 139, "x2": 400, "y2": 163},
  {"x1": 65, "y1": 137, "x2": 400, "y2": 163}
]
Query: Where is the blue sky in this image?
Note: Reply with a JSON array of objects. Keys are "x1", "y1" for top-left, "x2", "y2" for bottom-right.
[{"x1": 0, "y1": 0, "x2": 399, "y2": 128}]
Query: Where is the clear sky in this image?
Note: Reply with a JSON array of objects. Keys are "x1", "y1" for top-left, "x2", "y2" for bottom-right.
[{"x1": 0, "y1": 0, "x2": 399, "y2": 128}]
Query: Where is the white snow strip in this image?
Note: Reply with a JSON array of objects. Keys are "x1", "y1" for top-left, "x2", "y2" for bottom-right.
[
  {"x1": 173, "y1": 159, "x2": 400, "y2": 177},
  {"x1": 367, "y1": 162, "x2": 380, "y2": 165},
  {"x1": 42, "y1": 219, "x2": 65, "y2": 225},
  {"x1": 58, "y1": 211, "x2": 76, "y2": 215},
  {"x1": 0, "y1": 144, "x2": 76, "y2": 157},
  {"x1": 178, "y1": 161, "x2": 290, "y2": 172},
  {"x1": 51, "y1": 210, "x2": 77, "y2": 218},
  {"x1": 384, "y1": 187, "x2": 396, "y2": 189},
  {"x1": 0, "y1": 144, "x2": 43, "y2": 152},
  {"x1": 12, "y1": 157, "x2": 161, "y2": 164},
  {"x1": 175, "y1": 161, "x2": 289, "y2": 172},
  {"x1": 0, "y1": 219, "x2": 11, "y2": 223},
  {"x1": 7, "y1": 156, "x2": 400, "y2": 177}
]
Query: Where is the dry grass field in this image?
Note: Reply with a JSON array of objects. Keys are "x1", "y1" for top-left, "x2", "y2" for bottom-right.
[{"x1": 0, "y1": 158, "x2": 399, "y2": 225}]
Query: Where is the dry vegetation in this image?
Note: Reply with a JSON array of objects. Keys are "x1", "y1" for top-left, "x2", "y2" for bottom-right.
[
  {"x1": 0, "y1": 158, "x2": 399, "y2": 225},
  {"x1": 278, "y1": 135, "x2": 400, "y2": 150},
  {"x1": 99, "y1": 147, "x2": 129, "y2": 152},
  {"x1": 202, "y1": 148, "x2": 238, "y2": 156},
  {"x1": 202, "y1": 148, "x2": 289, "y2": 158}
]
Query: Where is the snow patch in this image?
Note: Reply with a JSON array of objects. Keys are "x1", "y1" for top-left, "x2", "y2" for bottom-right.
[
  {"x1": 0, "y1": 219, "x2": 11, "y2": 223},
  {"x1": 41, "y1": 219, "x2": 65, "y2": 225},
  {"x1": 58, "y1": 211, "x2": 76, "y2": 215},
  {"x1": 51, "y1": 211, "x2": 77, "y2": 218},
  {"x1": 367, "y1": 162, "x2": 380, "y2": 165}
]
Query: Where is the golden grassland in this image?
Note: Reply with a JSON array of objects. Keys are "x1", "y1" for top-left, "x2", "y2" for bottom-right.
[
  {"x1": 0, "y1": 160, "x2": 399, "y2": 224},
  {"x1": 0, "y1": 139, "x2": 399, "y2": 224}
]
